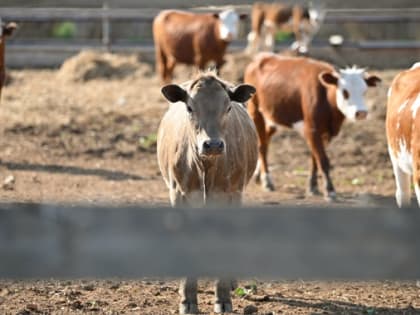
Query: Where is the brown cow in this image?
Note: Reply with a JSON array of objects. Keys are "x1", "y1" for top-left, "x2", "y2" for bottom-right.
[
  {"x1": 386, "y1": 62, "x2": 420, "y2": 207},
  {"x1": 0, "y1": 19, "x2": 17, "y2": 100},
  {"x1": 157, "y1": 71, "x2": 257, "y2": 314},
  {"x1": 246, "y1": 2, "x2": 324, "y2": 54},
  {"x1": 244, "y1": 54, "x2": 381, "y2": 201},
  {"x1": 153, "y1": 9, "x2": 246, "y2": 83}
]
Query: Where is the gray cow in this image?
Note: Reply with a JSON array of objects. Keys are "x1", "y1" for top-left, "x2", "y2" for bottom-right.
[{"x1": 157, "y1": 71, "x2": 258, "y2": 314}]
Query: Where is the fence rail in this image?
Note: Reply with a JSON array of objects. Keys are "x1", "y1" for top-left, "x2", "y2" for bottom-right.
[
  {"x1": 2, "y1": 7, "x2": 420, "y2": 68},
  {"x1": 1, "y1": 7, "x2": 420, "y2": 23},
  {"x1": 1, "y1": 203, "x2": 420, "y2": 279}
]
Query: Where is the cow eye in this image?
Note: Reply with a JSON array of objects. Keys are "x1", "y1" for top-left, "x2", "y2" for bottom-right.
[
  {"x1": 342, "y1": 89, "x2": 349, "y2": 99},
  {"x1": 186, "y1": 105, "x2": 193, "y2": 113},
  {"x1": 226, "y1": 106, "x2": 232, "y2": 113}
]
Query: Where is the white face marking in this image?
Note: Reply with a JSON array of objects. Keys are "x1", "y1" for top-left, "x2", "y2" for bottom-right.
[
  {"x1": 335, "y1": 67, "x2": 369, "y2": 121},
  {"x1": 411, "y1": 93, "x2": 420, "y2": 118},
  {"x1": 218, "y1": 9, "x2": 240, "y2": 41},
  {"x1": 292, "y1": 120, "x2": 305, "y2": 136}
]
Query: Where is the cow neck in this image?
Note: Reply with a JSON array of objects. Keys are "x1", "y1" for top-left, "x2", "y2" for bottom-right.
[
  {"x1": 327, "y1": 85, "x2": 346, "y2": 137},
  {"x1": 201, "y1": 157, "x2": 223, "y2": 198}
]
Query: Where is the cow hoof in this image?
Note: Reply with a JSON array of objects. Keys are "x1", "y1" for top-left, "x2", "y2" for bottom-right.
[
  {"x1": 254, "y1": 173, "x2": 261, "y2": 184},
  {"x1": 307, "y1": 188, "x2": 321, "y2": 196},
  {"x1": 179, "y1": 303, "x2": 198, "y2": 314},
  {"x1": 324, "y1": 192, "x2": 337, "y2": 202},
  {"x1": 263, "y1": 182, "x2": 275, "y2": 192},
  {"x1": 214, "y1": 302, "x2": 233, "y2": 313}
]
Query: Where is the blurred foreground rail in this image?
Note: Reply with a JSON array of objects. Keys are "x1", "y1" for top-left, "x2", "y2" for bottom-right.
[{"x1": 0, "y1": 203, "x2": 419, "y2": 279}]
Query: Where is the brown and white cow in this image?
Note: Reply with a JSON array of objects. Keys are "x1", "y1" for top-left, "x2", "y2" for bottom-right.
[
  {"x1": 153, "y1": 9, "x2": 246, "y2": 83},
  {"x1": 244, "y1": 54, "x2": 381, "y2": 201},
  {"x1": 386, "y1": 62, "x2": 420, "y2": 207},
  {"x1": 157, "y1": 71, "x2": 257, "y2": 314},
  {"x1": 245, "y1": 2, "x2": 324, "y2": 54},
  {"x1": 0, "y1": 19, "x2": 17, "y2": 100}
]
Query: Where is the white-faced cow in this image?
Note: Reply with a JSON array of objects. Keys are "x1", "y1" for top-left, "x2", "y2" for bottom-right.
[
  {"x1": 157, "y1": 71, "x2": 257, "y2": 314},
  {"x1": 153, "y1": 9, "x2": 246, "y2": 83},
  {"x1": 0, "y1": 19, "x2": 17, "y2": 100},
  {"x1": 245, "y1": 2, "x2": 324, "y2": 54},
  {"x1": 244, "y1": 54, "x2": 381, "y2": 201},
  {"x1": 386, "y1": 62, "x2": 420, "y2": 207}
]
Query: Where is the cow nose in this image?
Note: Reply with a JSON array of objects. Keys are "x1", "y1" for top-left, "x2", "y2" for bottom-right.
[
  {"x1": 355, "y1": 111, "x2": 368, "y2": 120},
  {"x1": 202, "y1": 139, "x2": 225, "y2": 155}
]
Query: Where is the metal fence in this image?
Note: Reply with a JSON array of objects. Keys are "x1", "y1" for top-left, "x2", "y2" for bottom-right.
[{"x1": 1, "y1": 6, "x2": 420, "y2": 68}]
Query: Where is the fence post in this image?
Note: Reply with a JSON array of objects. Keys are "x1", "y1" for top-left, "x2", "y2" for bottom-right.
[{"x1": 102, "y1": 1, "x2": 111, "y2": 51}]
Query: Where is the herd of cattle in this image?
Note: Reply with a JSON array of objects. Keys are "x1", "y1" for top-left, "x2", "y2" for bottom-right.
[
  {"x1": 153, "y1": 4, "x2": 419, "y2": 313},
  {"x1": 1, "y1": 4, "x2": 420, "y2": 313},
  {"x1": 152, "y1": 3, "x2": 419, "y2": 211}
]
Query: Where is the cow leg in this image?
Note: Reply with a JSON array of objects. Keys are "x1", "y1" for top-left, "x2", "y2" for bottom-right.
[
  {"x1": 415, "y1": 179, "x2": 420, "y2": 207},
  {"x1": 245, "y1": 31, "x2": 258, "y2": 54},
  {"x1": 214, "y1": 278, "x2": 234, "y2": 313},
  {"x1": 164, "y1": 57, "x2": 177, "y2": 84},
  {"x1": 392, "y1": 164, "x2": 411, "y2": 208},
  {"x1": 248, "y1": 100, "x2": 275, "y2": 191},
  {"x1": 179, "y1": 277, "x2": 198, "y2": 314},
  {"x1": 305, "y1": 132, "x2": 335, "y2": 201},
  {"x1": 155, "y1": 45, "x2": 168, "y2": 83},
  {"x1": 215, "y1": 58, "x2": 226, "y2": 74},
  {"x1": 389, "y1": 151, "x2": 411, "y2": 208},
  {"x1": 307, "y1": 154, "x2": 321, "y2": 196},
  {"x1": 414, "y1": 150, "x2": 420, "y2": 207}
]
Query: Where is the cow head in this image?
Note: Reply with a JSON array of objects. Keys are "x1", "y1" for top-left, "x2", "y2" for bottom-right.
[
  {"x1": 161, "y1": 75, "x2": 255, "y2": 157},
  {"x1": 319, "y1": 66, "x2": 381, "y2": 121},
  {"x1": 0, "y1": 19, "x2": 17, "y2": 44},
  {"x1": 214, "y1": 9, "x2": 247, "y2": 41}
]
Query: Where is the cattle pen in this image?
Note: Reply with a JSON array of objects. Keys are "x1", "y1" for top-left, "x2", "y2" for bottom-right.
[
  {"x1": 2, "y1": 6, "x2": 420, "y2": 68},
  {"x1": 1, "y1": 1, "x2": 420, "y2": 314}
]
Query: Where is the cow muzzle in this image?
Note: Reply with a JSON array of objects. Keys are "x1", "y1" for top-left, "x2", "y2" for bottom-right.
[
  {"x1": 201, "y1": 139, "x2": 225, "y2": 156},
  {"x1": 355, "y1": 110, "x2": 368, "y2": 120}
]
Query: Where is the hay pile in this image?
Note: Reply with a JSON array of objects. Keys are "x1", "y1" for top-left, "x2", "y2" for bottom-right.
[{"x1": 57, "y1": 50, "x2": 153, "y2": 82}]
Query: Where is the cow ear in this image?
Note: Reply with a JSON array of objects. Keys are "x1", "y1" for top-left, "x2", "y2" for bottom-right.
[
  {"x1": 161, "y1": 84, "x2": 187, "y2": 103},
  {"x1": 3, "y1": 22, "x2": 17, "y2": 36},
  {"x1": 319, "y1": 71, "x2": 339, "y2": 86},
  {"x1": 365, "y1": 74, "x2": 381, "y2": 87},
  {"x1": 239, "y1": 13, "x2": 248, "y2": 20},
  {"x1": 228, "y1": 84, "x2": 256, "y2": 103}
]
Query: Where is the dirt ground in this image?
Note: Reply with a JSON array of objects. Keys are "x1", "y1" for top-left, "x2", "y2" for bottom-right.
[{"x1": 0, "y1": 51, "x2": 419, "y2": 314}]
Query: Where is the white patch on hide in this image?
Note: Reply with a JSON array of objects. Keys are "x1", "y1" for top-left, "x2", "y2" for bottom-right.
[
  {"x1": 411, "y1": 93, "x2": 420, "y2": 118},
  {"x1": 292, "y1": 120, "x2": 305, "y2": 136}
]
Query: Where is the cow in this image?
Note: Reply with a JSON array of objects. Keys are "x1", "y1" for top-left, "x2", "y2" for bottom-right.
[
  {"x1": 244, "y1": 54, "x2": 381, "y2": 201},
  {"x1": 245, "y1": 2, "x2": 324, "y2": 54},
  {"x1": 153, "y1": 9, "x2": 246, "y2": 83},
  {"x1": 157, "y1": 71, "x2": 257, "y2": 314},
  {"x1": 386, "y1": 62, "x2": 420, "y2": 207},
  {"x1": 0, "y1": 19, "x2": 17, "y2": 100}
]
